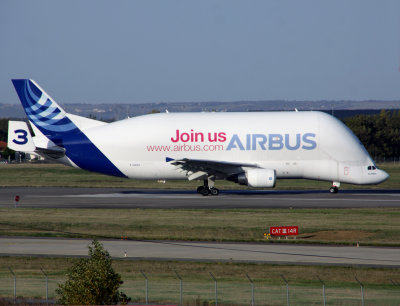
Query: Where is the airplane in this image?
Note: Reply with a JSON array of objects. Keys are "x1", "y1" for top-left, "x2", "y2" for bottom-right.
[{"x1": 8, "y1": 79, "x2": 389, "y2": 195}]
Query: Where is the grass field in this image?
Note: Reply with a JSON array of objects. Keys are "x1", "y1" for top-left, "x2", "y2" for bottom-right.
[
  {"x1": 0, "y1": 163, "x2": 398, "y2": 304},
  {"x1": 0, "y1": 162, "x2": 399, "y2": 189},
  {"x1": 0, "y1": 256, "x2": 399, "y2": 305},
  {"x1": 0, "y1": 207, "x2": 399, "y2": 246}
]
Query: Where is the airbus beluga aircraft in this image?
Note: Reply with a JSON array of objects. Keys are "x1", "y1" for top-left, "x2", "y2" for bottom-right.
[{"x1": 8, "y1": 79, "x2": 388, "y2": 195}]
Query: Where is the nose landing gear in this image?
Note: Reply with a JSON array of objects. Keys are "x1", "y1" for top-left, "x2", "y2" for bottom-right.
[
  {"x1": 329, "y1": 186, "x2": 338, "y2": 193},
  {"x1": 329, "y1": 182, "x2": 340, "y2": 193}
]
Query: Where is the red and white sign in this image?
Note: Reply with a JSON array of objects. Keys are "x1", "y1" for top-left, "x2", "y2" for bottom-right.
[
  {"x1": 270, "y1": 226, "x2": 298, "y2": 236},
  {"x1": 15, "y1": 195, "x2": 20, "y2": 202}
]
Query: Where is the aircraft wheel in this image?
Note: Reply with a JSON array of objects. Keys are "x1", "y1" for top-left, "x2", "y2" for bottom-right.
[
  {"x1": 197, "y1": 186, "x2": 204, "y2": 194},
  {"x1": 210, "y1": 188, "x2": 219, "y2": 196},
  {"x1": 329, "y1": 186, "x2": 338, "y2": 193},
  {"x1": 201, "y1": 188, "x2": 210, "y2": 196}
]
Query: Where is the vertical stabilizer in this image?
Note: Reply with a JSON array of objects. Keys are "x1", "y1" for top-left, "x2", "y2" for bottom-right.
[
  {"x1": 12, "y1": 79, "x2": 79, "y2": 138},
  {"x1": 7, "y1": 121, "x2": 36, "y2": 152},
  {"x1": 11, "y1": 79, "x2": 126, "y2": 177}
]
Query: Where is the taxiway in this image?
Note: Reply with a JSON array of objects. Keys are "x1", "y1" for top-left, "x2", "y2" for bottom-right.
[{"x1": 0, "y1": 237, "x2": 399, "y2": 267}]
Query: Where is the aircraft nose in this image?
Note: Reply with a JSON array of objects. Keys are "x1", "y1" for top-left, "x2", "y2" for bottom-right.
[{"x1": 379, "y1": 169, "x2": 389, "y2": 183}]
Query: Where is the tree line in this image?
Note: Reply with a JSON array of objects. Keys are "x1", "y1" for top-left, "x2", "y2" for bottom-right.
[
  {"x1": 0, "y1": 118, "x2": 14, "y2": 159},
  {"x1": 0, "y1": 110, "x2": 399, "y2": 160},
  {"x1": 343, "y1": 110, "x2": 400, "y2": 160}
]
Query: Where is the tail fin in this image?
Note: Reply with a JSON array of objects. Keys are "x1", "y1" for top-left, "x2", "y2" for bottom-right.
[
  {"x1": 7, "y1": 121, "x2": 36, "y2": 152},
  {"x1": 11, "y1": 79, "x2": 126, "y2": 177},
  {"x1": 8, "y1": 120, "x2": 66, "y2": 159},
  {"x1": 12, "y1": 79, "x2": 79, "y2": 138}
]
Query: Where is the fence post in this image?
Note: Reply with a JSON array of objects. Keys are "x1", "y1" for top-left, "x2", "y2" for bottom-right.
[
  {"x1": 389, "y1": 279, "x2": 399, "y2": 286},
  {"x1": 317, "y1": 276, "x2": 326, "y2": 306},
  {"x1": 174, "y1": 270, "x2": 183, "y2": 306},
  {"x1": 281, "y1": 274, "x2": 290, "y2": 306},
  {"x1": 209, "y1": 272, "x2": 218, "y2": 306},
  {"x1": 40, "y1": 268, "x2": 48, "y2": 305},
  {"x1": 141, "y1": 271, "x2": 148, "y2": 305},
  {"x1": 8, "y1": 267, "x2": 16, "y2": 304},
  {"x1": 355, "y1": 276, "x2": 364, "y2": 306},
  {"x1": 246, "y1": 273, "x2": 254, "y2": 306}
]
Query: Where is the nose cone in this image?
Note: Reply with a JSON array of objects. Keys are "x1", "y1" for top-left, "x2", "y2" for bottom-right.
[
  {"x1": 363, "y1": 167, "x2": 389, "y2": 185},
  {"x1": 378, "y1": 169, "x2": 389, "y2": 183}
]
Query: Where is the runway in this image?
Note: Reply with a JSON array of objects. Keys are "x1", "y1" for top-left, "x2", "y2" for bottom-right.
[
  {"x1": 0, "y1": 187, "x2": 399, "y2": 208},
  {"x1": 0, "y1": 237, "x2": 399, "y2": 267}
]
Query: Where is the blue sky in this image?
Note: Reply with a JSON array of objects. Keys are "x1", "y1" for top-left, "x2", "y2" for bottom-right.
[{"x1": 1, "y1": 0, "x2": 400, "y2": 104}]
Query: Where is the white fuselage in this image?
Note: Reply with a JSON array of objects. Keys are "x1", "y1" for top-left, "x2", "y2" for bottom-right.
[
  {"x1": 77, "y1": 111, "x2": 387, "y2": 185},
  {"x1": 11, "y1": 79, "x2": 388, "y2": 189}
]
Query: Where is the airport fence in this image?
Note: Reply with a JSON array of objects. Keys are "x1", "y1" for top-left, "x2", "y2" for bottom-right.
[{"x1": 0, "y1": 268, "x2": 399, "y2": 305}]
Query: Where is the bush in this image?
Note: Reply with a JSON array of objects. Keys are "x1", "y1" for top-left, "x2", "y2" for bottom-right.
[{"x1": 56, "y1": 239, "x2": 130, "y2": 305}]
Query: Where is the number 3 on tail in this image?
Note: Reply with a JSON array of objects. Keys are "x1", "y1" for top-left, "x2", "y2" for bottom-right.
[{"x1": 12, "y1": 129, "x2": 28, "y2": 145}]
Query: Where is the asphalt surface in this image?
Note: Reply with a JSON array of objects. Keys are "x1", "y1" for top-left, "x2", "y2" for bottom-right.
[
  {"x1": 0, "y1": 187, "x2": 399, "y2": 208},
  {"x1": 0, "y1": 237, "x2": 399, "y2": 267},
  {"x1": 0, "y1": 187, "x2": 399, "y2": 267}
]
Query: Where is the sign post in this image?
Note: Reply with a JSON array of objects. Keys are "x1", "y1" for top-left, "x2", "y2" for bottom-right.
[
  {"x1": 14, "y1": 195, "x2": 20, "y2": 208},
  {"x1": 8, "y1": 267, "x2": 16, "y2": 304}
]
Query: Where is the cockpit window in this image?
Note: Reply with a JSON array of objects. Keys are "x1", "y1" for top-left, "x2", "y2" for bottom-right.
[{"x1": 367, "y1": 166, "x2": 377, "y2": 170}]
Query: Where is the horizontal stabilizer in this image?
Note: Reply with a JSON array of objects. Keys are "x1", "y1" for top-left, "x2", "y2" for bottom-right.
[{"x1": 35, "y1": 146, "x2": 66, "y2": 159}]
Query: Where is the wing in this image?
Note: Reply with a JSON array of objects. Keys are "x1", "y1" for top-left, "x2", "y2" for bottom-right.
[{"x1": 166, "y1": 157, "x2": 259, "y2": 180}]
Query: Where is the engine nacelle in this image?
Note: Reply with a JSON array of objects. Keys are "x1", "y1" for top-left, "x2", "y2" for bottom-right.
[{"x1": 235, "y1": 168, "x2": 276, "y2": 188}]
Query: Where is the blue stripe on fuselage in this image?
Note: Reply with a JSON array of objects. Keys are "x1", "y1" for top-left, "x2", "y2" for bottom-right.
[{"x1": 51, "y1": 131, "x2": 126, "y2": 178}]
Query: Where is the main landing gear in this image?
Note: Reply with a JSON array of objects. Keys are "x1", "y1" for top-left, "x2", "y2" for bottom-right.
[
  {"x1": 197, "y1": 178, "x2": 219, "y2": 196},
  {"x1": 329, "y1": 186, "x2": 338, "y2": 193},
  {"x1": 329, "y1": 181, "x2": 340, "y2": 193}
]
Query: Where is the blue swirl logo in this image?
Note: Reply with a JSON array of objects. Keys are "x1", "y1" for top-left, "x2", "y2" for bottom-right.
[{"x1": 20, "y1": 80, "x2": 77, "y2": 133}]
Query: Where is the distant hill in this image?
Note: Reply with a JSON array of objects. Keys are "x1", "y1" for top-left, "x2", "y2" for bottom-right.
[{"x1": 1, "y1": 100, "x2": 399, "y2": 120}]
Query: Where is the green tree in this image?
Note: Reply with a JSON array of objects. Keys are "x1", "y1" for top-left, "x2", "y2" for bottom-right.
[
  {"x1": 0, "y1": 147, "x2": 14, "y2": 160},
  {"x1": 0, "y1": 118, "x2": 9, "y2": 142},
  {"x1": 345, "y1": 110, "x2": 400, "y2": 159},
  {"x1": 56, "y1": 240, "x2": 130, "y2": 305}
]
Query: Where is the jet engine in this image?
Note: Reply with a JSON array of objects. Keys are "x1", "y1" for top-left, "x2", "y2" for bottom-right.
[{"x1": 230, "y1": 168, "x2": 276, "y2": 188}]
